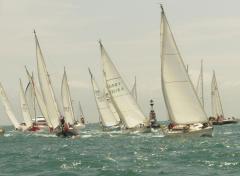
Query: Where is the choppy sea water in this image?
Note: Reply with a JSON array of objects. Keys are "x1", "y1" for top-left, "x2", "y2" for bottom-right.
[{"x1": 0, "y1": 123, "x2": 239, "y2": 176}]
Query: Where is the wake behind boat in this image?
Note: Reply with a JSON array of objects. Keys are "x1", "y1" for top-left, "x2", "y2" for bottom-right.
[{"x1": 160, "y1": 5, "x2": 213, "y2": 137}]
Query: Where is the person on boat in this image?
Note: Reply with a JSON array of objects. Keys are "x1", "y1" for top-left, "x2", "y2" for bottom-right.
[
  {"x1": 60, "y1": 116, "x2": 69, "y2": 134},
  {"x1": 80, "y1": 117, "x2": 85, "y2": 124},
  {"x1": 168, "y1": 123, "x2": 175, "y2": 130}
]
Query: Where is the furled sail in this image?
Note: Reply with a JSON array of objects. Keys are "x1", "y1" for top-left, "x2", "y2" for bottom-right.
[
  {"x1": 34, "y1": 31, "x2": 60, "y2": 129},
  {"x1": 196, "y1": 60, "x2": 204, "y2": 108},
  {"x1": 89, "y1": 69, "x2": 120, "y2": 127},
  {"x1": 211, "y1": 71, "x2": 224, "y2": 118},
  {"x1": 19, "y1": 79, "x2": 32, "y2": 128},
  {"x1": 100, "y1": 41, "x2": 148, "y2": 128},
  {"x1": 61, "y1": 68, "x2": 75, "y2": 125},
  {"x1": 25, "y1": 67, "x2": 52, "y2": 128},
  {"x1": 160, "y1": 6, "x2": 208, "y2": 124},
  {"x1": 0, "y1": 83, "x2": 20, "y2": 129}
]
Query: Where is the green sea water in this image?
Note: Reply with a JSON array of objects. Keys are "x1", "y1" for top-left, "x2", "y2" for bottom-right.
[{"x1": 0, "y1": 123, "x2": 239, "y2": 176}]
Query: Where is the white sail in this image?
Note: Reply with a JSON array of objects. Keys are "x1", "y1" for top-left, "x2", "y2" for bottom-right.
[
  {"x1": 160, "y1": 6, "x2": 208, "y2": 124},
  {"x1": 19, "y1": 79, "x2": 32, "y2": 128},
  {"x1": 211, "y1": 71, "x2": 224, "y2": 118},
  {"x1": 25, "y1": 67, "x2": 52, "y2": 128},
  {"x1": 0, "y1": 83, "x2": 20, "y2": 129},
  {"x1": 61, "y1": 68, "x2": 75, "y2": 125},
  {"x1": 196, "y1": 60, "x2": 204, "y2": 108},
  {"x1": 100, "y1": 41, "x2": 148, "y2": 128},
  {"x1": 105, "y1": 90, "x2": 121, "y2": 123},
  {"x1": 34, "y1": 31, "x2": 60, "y2": 129},
  {"x1": 89, "y1": 69, "x2": 120, "y2": 127},
  {"x1": 130, "y1": 76, "x2": 137, "y2": 101}
]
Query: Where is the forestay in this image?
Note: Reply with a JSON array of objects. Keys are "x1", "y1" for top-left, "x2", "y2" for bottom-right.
[
  {"x1": 89, "y1": 69, "x2": 120, "y2": 127},
  {"x1": 61, "y1": 68, "x2": 75, "y2": 125},
  {"x1": 211, "y1": 72, "x2": 224, "y2": 118},
  {"x1": 100, "y1": 42, "x2": 148, "y2": 128},
  {"x1": 0, "y1": 83, "x2": 20, "y2": 129},
  {"x1": 160, "y1": 6, "x2": 208, "y2": 124},
  {"x1": 19, "y1": 79, "x2": 33, "y2": 128},
  {"x1": 34, "y1": 31, "x2": 60, "y2": 129}
]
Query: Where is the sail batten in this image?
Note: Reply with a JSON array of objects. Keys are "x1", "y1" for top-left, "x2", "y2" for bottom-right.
[
  {"x1": 100, "y1": 42, "x2": 148, "y2": 128},
  {"x1": 160, "y1": 7, "x2": 208, "y2": 124}
]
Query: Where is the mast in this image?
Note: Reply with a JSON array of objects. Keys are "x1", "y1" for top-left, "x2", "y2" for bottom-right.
[
  {"x1": 196, "y1": 60, "x2": 204, "y2": 108},
  {"x1": 160, "y1": 5, "x2": 208, "y2": 124}
]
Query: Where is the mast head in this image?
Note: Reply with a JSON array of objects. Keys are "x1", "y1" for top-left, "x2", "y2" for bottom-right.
[
  {"x1": 160, "y1": 4, "x2": 164, "y2": 13},
  {"x1": 98, "y1": 39, "x2": 103, "y2": 48}
]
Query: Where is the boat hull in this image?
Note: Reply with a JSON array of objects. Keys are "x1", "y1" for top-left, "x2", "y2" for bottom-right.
[
  {"x1": 123, "y1": 126, "x2": 152, "y2": 133},
  {"x1": 102, "y1": 125, "x2": 121, "y2": 132},
  {"x1": 212, "y1": 120, "x2": 238, "y2": 125},
  {"x1": 164, "y1": 126, "x2": 213, "y2": 137}
]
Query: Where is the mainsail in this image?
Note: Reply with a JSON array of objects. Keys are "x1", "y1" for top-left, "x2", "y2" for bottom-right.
[
  {"x1": 61, "y1": 68, "x2": 75, "y2": 125},
  {"x1": 0, "y1": 83, "x2": 20, "y2": 129},
  {"x1": 25, "y1": 67, "x2": 52, "y2": 128},
  {"x1": 34, "y1": 31, "x2": 60, "y2": 129},
  {"x1": 196, "y1": 60, "x2": 204, "y2": 108},
  {"x1": 160, "y1": 6, "x2": 208, "y2": 124},
  {"x1": 100, "y1": 41, "x2": 148, "y2": 128},
  {"x1": 19, "y1": 79, "x2": 32, "y2": 128},
  {"x1": 89, "y1": 69, "x2": 120, "y2": 127},
  {"x1": 211, "y1": 71, "x2": 224, "y2": 118}
]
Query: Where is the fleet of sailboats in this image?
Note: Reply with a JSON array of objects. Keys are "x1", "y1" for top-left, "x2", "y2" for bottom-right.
[{"x1": 0, "y1": 5, "x2": 238, "y2": 138}]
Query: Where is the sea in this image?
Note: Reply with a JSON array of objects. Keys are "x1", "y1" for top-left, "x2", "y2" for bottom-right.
[{"x1": 0, "y1": 123, "x2": 239, "y2": 176}]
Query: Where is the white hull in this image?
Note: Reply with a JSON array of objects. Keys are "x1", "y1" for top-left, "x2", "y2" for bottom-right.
[
  {"x1": 122, "y1": 126, "x2": 151, "y2": 133},
  {"x1": 73, "y1": 123, "x2": 85, "y2": 132},
  {"x1": 164, "y1": 126, "x2": 213, "y2": 137},
  {"x1": 102, "y1": 124, "x2": 121, "y2": 131}
]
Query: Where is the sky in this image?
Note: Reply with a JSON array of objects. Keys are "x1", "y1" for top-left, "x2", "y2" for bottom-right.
[{"x1": 1, "y1": 0, "x2": 240, "y2": 126}]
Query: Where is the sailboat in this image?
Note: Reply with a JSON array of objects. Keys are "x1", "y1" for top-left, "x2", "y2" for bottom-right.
[
  {"x1": 160, "y1": 5, "x2": 213, "y2": 137},
  {"x1": 210, "y1": 71, "x2": 238, "y2": 125},
  {"x1": 25, "y1": 67, "x2": 53, "y2": 130},
  {"x1": 34, "y1": 30, "x2": 78, "y2": 137},
  {"x1": 19, "y1": 79, "x2": 41, "y2": 131},
  {"x1": 89, "y1": 68, "x2": 121, "y2": 131},
  {"x1": 196, "y1": 60, "x2": 204, "y2": 108},
  {"x1": 78, "y1": 101, "x2": 86, "y2": 128},
  {"x1": 0, "y1": 83, "x2": 26, "y2": 131},
  {"x1": 61, "y1": 67, "x2": 84, "y2": 130},
  {"x1": 99, "y1": 41, "x2": 150, "y2": 132}
]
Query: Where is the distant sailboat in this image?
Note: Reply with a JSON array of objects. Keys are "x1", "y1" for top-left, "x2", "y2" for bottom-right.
[
  {"x1": 160, "y1": 5, "x2": 213, "y2": 136},
  {"x1": 78, "y1": 101, "x2": 86, "y2": 128},
  {"x1": 196, "y1": 60, "x2": 204, "y2": 108},
  {"x1": 25, "y1": 67, "x2": 53, "y2": 129},
  {"x1": 89, "y1": 68, "x2": 120, "y2": 130},
  {"x1": 61, "y1": 68, "x2": 85, "y2": 130},
  {"x1": 99, "y1": 41, "x2": 150, "y2": 131},
  {"x1": 210, "y1": 71, "x2": 238, "y2": 125},
  {"x1": 0, "y1": 83, "x2": 23, "y2": 130},
  {"x1": 19, "y1": 79, "x2": 35, "y2": 129}
]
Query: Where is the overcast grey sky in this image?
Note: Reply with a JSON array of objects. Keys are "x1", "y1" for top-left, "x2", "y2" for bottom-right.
[{"x1": 1, "y1": 0, "x2": 240, "y2": 125}]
